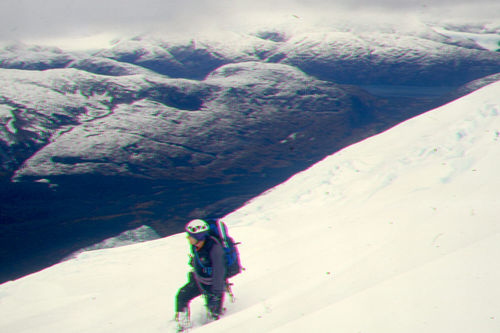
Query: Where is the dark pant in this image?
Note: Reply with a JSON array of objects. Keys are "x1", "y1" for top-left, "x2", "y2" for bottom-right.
[{"x1": 176, "y1": 272, "x2": 207, "y2": 313}]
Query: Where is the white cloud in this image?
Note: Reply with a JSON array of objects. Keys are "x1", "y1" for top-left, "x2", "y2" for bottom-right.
[{"x1": 0, "y1": 0, "x2": 498, "y2": 45}]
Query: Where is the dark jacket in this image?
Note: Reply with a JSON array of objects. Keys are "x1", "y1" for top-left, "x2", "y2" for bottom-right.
[{"x1": 191, "y1": 236, "x2": 226, "y2": 296}]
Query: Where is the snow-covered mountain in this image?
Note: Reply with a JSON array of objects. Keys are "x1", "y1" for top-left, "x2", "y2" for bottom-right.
[
  {"x1": 2, "y1": 22, "x2": 499, "y2": 181},
  {"x1": 4, "y1": 62, "x2": 359, "y2": 182},
  {"x1": 1, "y1": 21, "x2": 499, "y2": 283},
  {"x1": 1, "y1": 78, "x2": 498, "y2": 332},
  {"x1": 2, "y1": 22, "x2": 499, "y2": 178}
]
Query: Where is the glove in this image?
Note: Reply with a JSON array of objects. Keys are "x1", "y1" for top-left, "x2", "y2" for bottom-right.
[{"x1": 206, "y1": 294, "x2": 223, "y2": 319}]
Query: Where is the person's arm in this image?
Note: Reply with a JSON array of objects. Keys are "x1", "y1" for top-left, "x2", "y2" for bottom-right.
[
  {"x1": 207, "y1": 242, "x2": 226, "y2": 318},
  {"x1": 210, "y1": 242, "x2": 226, "y2": 295}
]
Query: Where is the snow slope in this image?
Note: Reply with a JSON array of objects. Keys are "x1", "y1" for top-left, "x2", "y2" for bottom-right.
[{"x1": 1, "y1": 82, "x2": 499, "y2": 332}]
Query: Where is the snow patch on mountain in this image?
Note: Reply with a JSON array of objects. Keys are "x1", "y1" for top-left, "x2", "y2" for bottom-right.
[
  {"x1": 431, "y1": 23, "x2": 500, "y2": 51},
  {"x1": 64, "y1": 225, "x2": 161, "y2": 260}
]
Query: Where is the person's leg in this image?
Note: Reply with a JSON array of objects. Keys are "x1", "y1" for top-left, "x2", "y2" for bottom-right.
[
  {"x1": 176, "y1": 272, "x2": 202, "y2": 313},
  {"x1": 206, "y1": 293, "x2": 225, "y2": 319}
]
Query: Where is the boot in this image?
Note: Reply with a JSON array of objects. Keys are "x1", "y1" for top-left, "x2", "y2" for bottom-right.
[{"x1": 175, "y1": 309, "x2": 190, "y2": 332}]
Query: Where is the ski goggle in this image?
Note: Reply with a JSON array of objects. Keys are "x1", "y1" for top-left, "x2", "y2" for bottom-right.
[{"x1": 186, "y1": 225, "x2": 207, "y2": 233}]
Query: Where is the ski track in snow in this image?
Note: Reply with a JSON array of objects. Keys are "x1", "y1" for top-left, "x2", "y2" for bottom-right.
[{"x1": 0, "y1": 82, "x2": 500, "y2": 332}]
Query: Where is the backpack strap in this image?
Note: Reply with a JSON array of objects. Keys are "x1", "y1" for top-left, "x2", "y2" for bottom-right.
[{"x1": 194, "y1": 249, "x2": 213, "y2": 276}]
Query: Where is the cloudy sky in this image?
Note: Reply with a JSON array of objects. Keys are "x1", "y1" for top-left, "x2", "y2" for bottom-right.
[{"x1": 1, "y1": 0, "x2": 498, "y2": 48}]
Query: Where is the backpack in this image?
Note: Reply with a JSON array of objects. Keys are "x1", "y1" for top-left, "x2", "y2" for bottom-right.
[{"x1": 205, "y1": 218, "x2": 242, "y2": 279}]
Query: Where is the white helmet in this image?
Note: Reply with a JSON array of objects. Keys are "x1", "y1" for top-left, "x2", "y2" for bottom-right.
[{"x1": 185, "y1": 219, "x2": 209, "y2": 240}]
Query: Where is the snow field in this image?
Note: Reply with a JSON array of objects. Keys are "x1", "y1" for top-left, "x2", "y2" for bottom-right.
[{"x1": 0, "y1": 82, "x2": 499, "y2": 332}]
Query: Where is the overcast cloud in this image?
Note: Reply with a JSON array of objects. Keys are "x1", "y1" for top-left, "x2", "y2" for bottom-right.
[{"x1": 1, "y1": 0, "x2": 498, "y2": 45}]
